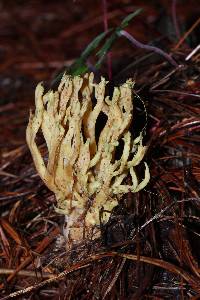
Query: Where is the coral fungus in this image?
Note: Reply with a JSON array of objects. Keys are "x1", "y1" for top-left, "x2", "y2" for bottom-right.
[{"x1": 26, "y1": 73, "x2": 150, "y2": 242}]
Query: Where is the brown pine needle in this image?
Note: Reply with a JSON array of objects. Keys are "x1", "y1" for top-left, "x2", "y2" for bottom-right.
[{"x1": 174, "y1": 17, "x2": 200, "y2": 49}]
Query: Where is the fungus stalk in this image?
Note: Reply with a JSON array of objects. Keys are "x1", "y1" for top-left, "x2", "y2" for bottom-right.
[{"x1": 26, "y1": 73, "x2": 150, "y2": 244}]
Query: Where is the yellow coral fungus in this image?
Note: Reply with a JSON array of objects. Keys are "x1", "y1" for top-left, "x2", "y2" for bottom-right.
[{"x1": 26, "y1": 73, "x2": 150, "y2": 242}]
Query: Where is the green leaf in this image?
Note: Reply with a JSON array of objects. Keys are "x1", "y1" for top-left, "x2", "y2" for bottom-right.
[
  {"x1": 95, "y1": 32, "x2": 117, "y2": 68},
  {"x1": 71, "y1": 30, "x2": 111, "y2": 75},
  {"x1": 52, "y1": 9, "x2": 142, "y2": 80},
  {"x1": 95, "y1": 9, "x2": 142, "y2": 68},
  {"x1": 81, "y1": 30, "x2": 111, "y2": 60},
  {"x1": 120, "y1": 8, "x2": 143, "y2": 29}
]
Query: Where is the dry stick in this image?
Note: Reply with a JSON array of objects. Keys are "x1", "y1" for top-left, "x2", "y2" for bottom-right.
[
  {"x1": 0, "y1": 171, "x2": 17, "y2": 178},
  {"x1": 1, "y1": 252, "x2": 200, "y2": 299},
  {"x1": 150, "y1": 67, "x2": 182, "y2": 90},
  {"x1": 0, "y1": 269, "x2": 53, "y2": 279},
  {"x1": 174, "y1": 17, "x2": 200, "y2": 49},
  {"x1": 0, "y1": 227, "x2": 60, "y2": 289},
  {"x1": 185, "y1": 44, "x2": 200, "y2": 61},
  {"x1": 102, "y1": 257, "x2": 126, "y2": 299},
  {"x1": 0, "y1": 264, "x2": 90, "y2": 300},
  {"x1": 0, "y1": 191, "x2": 31, "y2": 202},
  {"x1": 115, "y1": 253, "x2": 200, "y2": 293},
  {"x1": 118, "y1": 30, "x2": 179, "y2": 67},
  {"x1": 151, "y1": 89, "x2": 200, "y2": 99}
]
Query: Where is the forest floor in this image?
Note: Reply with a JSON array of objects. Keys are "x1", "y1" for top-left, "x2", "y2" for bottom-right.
[{"x1": 0, "y1": 1, "x2": 200, "y2": 299}]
